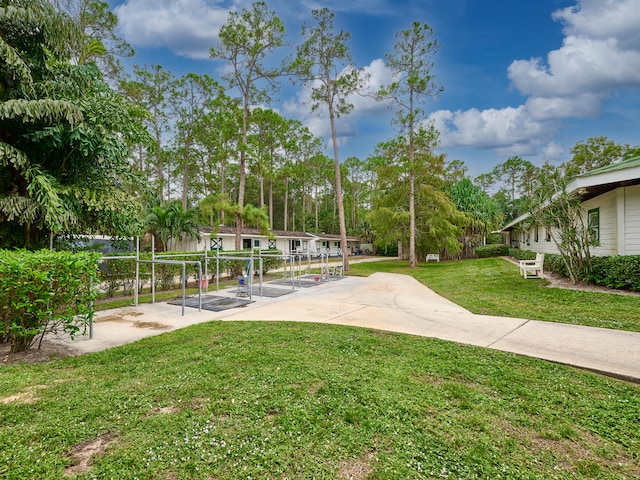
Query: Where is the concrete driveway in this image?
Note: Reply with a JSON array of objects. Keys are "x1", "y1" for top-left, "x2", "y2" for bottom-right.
[{"x1": 57, "y1": 271, "x2": 640, "y2": 383}]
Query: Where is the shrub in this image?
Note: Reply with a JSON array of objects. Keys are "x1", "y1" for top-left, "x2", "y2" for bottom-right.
[
  {"x1": 99, "y1": 255, "x2": 137, "y2": 297},
  {"x1": 587, "y1": 255, "x2": 640, "y2": 291},
  {"x1": 507, "y1": 248, "x2": 536, "y2": 261},
  {"x1": 0, "y1": 250, "x2": 99, "y2": 353},
  {"x1": 257, "y1": 250, "x2": 285, "y2": 275},
  {"x1": 475, "y1": 244, "x2": 508, "y2": 257}
]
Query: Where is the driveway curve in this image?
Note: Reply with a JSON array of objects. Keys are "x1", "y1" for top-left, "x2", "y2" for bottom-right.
[{"x1": 59, "y1": 272, "x2": 640, "y2": 383}]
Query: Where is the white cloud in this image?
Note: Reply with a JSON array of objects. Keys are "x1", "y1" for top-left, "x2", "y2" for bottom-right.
[
  {"x1": 284, "y1": 58, "x2": 393, "y2": 145},
  {"x1": 541, "y1": 141, "x2": 566, "y2": 161},
  {"x1": 430, "y1": 106, "x2": 556, "y2": 154},
  {"x1": 298, "y1": 0, "x2": 389, "y2": 14},
  {"x1": 430, "y1": 0, "x2": 640, "y2": 156},
  {"x1": 508, "y1": 36, "x2": 640, "y2": 97},
  {"x1": 524, "y1": 94, "x2": 601, "y2": 121},
  {"x1": 115, "y1": 0, "x2": 233, "y2": 59},
  {"x1": 552, "y1": 0, "x2": 640, "y2": 49}
]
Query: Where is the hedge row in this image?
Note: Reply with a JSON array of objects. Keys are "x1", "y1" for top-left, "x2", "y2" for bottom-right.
[
  {"x1": 474, "y1": 244, "x2": 508, "y2": 258},
  {"x1": 0, "y1": 250, "x2": 99, "y2": 353},
  {"x1": 98, "y1": 250, "x2": 286, "y2": 298},
  {"x1": 588, "y1": 255, "x2": 640, "y2": 291}
]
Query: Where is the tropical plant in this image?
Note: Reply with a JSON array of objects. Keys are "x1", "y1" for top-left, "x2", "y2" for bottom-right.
[
  {"x1": 0, "y1": 0, "x2": 147, "y2": 248},
  {"x1": 144, "y1": 201, "x2": 200, "y2": 252},
  {"x1": 525, "y1": 168, "x2": 593, "y2": 283},
  {"x1": 367, "y1": 134, "x2": 464, "y2": 259},
  {"x1": 447, "y1": 178, "x2": 502, "y2": 258},
  {"x1": 62, "y1": 0, "x2": 135, "y2": 81}
]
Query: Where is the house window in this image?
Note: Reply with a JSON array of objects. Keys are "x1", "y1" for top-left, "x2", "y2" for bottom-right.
[
  {"x1": 253, "y1": 239, "x2": 261, "y2": 248},
  {"x1": 210, "y1": 238, "x2": 222, "y2": 250},
  {"x1": 242, "y1": 238, "x2": 252, "y2": 249},
  {"x1": 268, "y1": 239, "x2": 277, "y2": 249},
  {"x1": 588, "y1": 208, "x2": 600, "y2": 244},
  {"x1": 545, "y1": 229, "x2": 551, "y2": 242},
  {"x1": 534, "y1": 227, "x2": 539, "y2": 243},
  {"x1": 321, "y1": 241, "x2": 328, "y2": 248},
  {"x1": 334, "y1": 241, "x2": 340, "y2": 248}
]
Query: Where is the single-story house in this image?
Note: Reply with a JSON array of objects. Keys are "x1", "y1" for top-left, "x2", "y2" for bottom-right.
[
  {"x1": 502, "y1": 156, "x2": 640, "y2": 256},
  {"x1": 173, "y1": 226, "x2": 360, "y2": 256}
]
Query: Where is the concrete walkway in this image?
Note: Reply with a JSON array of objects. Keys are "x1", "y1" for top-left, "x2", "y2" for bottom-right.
[{"x1": 55, "y1": 271, "x2": 640, "y2": 383}]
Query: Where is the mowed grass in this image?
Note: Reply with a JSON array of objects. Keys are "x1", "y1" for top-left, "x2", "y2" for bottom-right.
[
  {"x1": 349, "y1": 257, "x2": 640, "y2": 332},
  {"x1": 1, "y1": 321, "x2": 639, "y2": 479}
]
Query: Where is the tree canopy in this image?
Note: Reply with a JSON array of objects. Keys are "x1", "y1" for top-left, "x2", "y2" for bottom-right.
[{"x1": 0, "y1": 0, "x2": 148, "y2": 248}]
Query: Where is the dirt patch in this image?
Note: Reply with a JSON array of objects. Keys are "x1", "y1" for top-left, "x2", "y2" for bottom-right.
[
  {"x1": 65, "y1": 433, "x2": 117, "y2": 476},
  {"x1": 338, "y1": 451, "x2": 375, "y2": 479},
  {"x1": 95, "y1": 309, "x2": 169, "y2": 330},
  {"x1": 1, "y1": 385, "x2": 46, "y2": 404},
  {"x1": 148, "y1": 405, "x2": 180, "y2": 416},
  {"x1": 1, "y1": 341, "x2": 79, "y2": 366},
  {"x1": 135, "y1": 321, "x2": 171, "y2": 330},
  {"x1": 95, "y1": 310, "x2": 144, "y2": 323}
]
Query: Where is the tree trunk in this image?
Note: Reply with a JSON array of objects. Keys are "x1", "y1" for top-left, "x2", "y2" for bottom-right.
[
  {"x1": 220, "y1": 157, "x2": 227, "y2": 224},
  {"x1": 283, "y1": 177, "x2": 289, "y2": 231},
  {"x1": 268, "y1": 178, "x2": 273, "y2": 229},
  {"x1": 236, "y1": 95, "x2": 249, "y2": 250},
  {"x1": 328, "y1": 104, "x2": 350, "y2": 271},
  {"x1": 259, "y1": 176, "x2": 264, "y2": 209},
  {"x1": 182, "y1": 139, "x2": 190, "y2": 210},
  {"x1": 409, "y1": 171, "x2": 416, "y2": 267},
  {"x1": 315, "y1": 185, "x2": 319, "y2": 232},
  {"x1": 155, "y1": 128, "x2": 164, "y2": 201}
]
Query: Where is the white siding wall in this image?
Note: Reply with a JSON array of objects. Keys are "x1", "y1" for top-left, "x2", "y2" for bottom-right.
[
  {"x1": 582, "y1": 191, "x2": 617, "y2": 256},
  {"x1": 624, "y1": 185, "x2": 640, "y2": 254},
  {"x1": 514, "y1": 188, "x2": 625, "y2": 257},
  {"x1": 528, "y1": 227, "x2": 559, "y2": 254}
]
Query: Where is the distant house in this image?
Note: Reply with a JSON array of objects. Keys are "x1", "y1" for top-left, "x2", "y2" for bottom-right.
[
  {"x1": 174, "y1": 226, "x2": 360, "y2": 256},
  {"x1": 502, "y1": 156, "x2": 640, "y2": 256}
]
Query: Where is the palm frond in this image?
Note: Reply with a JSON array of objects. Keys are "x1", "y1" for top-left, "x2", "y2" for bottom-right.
[{"x1": 0, "y1": 99, "x2": 83, "y2": 126}]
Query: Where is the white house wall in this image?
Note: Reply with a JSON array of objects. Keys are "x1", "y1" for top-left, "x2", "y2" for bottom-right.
[
  {"x1": 515, "y1": 188, "x2": 623, "y2": 257},
  {"x1": 582, "y1": 191, "x2": 617, "y2": 256},
  {"x1": 624, "y1": 185, "x2": 640, "y2": 254}
]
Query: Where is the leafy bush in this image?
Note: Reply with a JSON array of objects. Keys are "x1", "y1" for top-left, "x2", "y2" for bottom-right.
[
  {"x1": 507, "y1": 248, "x2": 536, "y2": 261},
  {"x1": 257, "y1": 250, "x2": 285, "y2": 274},
  {"x1": 475, "y1": 244, "x2": 508, "y2": 257},
  {"x1": 97, "y1": 250, "x2": 287, "y2": 295},
  {"x1": 0, "y1": 250, "x2": 99, "y2": 353},
  {"x1": 99, "y1": 256, "x2": 138, "y2": 297},
  {"x1": 587, "y1": 255, "x2": 640, "y2": 291},
  {"x1": 99, "y1": 252, "x2": 210, "y2": 294}
]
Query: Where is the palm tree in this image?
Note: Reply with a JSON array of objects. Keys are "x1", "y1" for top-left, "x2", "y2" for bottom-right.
[{"x1": 145, "y1": 201, "x2": 200, "y2": 252}]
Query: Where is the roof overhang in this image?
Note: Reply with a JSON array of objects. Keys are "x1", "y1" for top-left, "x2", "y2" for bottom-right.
[{"x1": 501, "y1": 161, "x2": 640, "y2": 232}]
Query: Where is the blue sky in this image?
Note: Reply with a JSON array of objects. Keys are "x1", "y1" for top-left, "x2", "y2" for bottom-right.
[{"x1": 108, "y1": 0, "x2": 640, "y2": 177}]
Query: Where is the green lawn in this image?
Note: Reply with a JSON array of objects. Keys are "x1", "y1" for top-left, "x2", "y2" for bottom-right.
[
  {"x1": 2, "y1": 257, "x2": 639, "y2": 478},
  {"x1": 1, "y1": 321, "x2": 639, "y2": 479},
  {"x1": 350, "y1": 257, "x2": 640, "y2": 332}
]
